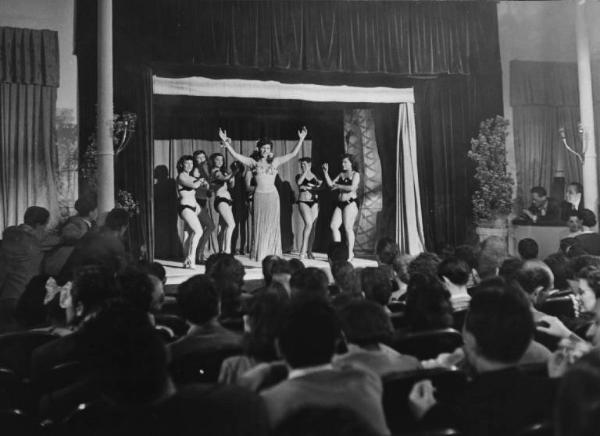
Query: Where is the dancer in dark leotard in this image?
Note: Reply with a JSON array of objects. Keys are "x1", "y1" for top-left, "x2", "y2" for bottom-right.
[
  {"x1": 209, "y1": 152, "x2": 237, "y2": 254},
  {"x1": 323, "y1": 153, "x2": 360, "y2": 261},
  {"x1": 176, "y1": 155, "x2": 204, "y2": 268},
  {"x1": 295, "y1": 157, "x2": 322, "y2": 260},
  {"x1": 191, "y1": 150, "x2": 215, "y2": 264}
]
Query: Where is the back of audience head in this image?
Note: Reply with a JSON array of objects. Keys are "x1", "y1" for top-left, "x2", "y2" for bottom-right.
[
  {"x1": 70, "y1": 265, "x2": 118, "y2": 325},
  {"x1": 177, "y1": 275, "x2": 219, "y2": 325},
  {"x1": 454, "y1": 244, "x2": 479, "y2": 271},
  {"x1": 244, "y1": 291, "x2": 289, "y2": 362},
  {"x1": 544, "y1": 252, "x2": 570, "y2": 291},
  {"x1": 288, "y1": 258, "x2": 305, "y2": 276},
  {"x1": 104, "y1": 208, "x2": 129, "y2": 234},
  {"x1": 278, "y1": 299, "x2": 339, "y2": 369},
  {"x1": 437, "y1": 257, "x2": 469, "y2": 288},
  {"x1": 207, "y1": 254, "x2": 245, "y2": 317},
  {"x1": 82, "y1": 300, "x2": 169, "y2": 405},
  {"x1": 555, "y1": 348, "x2": 600, "y2": 436},
  {"x1": 262, "y1": 255, "x2": 281, "y2": 285},
  {"x1": 337, "y1": 300, "x2": 393, "y2": 348},
  {"x1": 145, "y1": 261, "x2": 167, "y2": 285},
  {"x1": 23, "y1": 206, "x2": 50, "y2": 229},
  {"x1": 562, "y1": 238, "x2": 588, "y2": 258},
  {"x1": 117, "y1": 267, "x2": 162, "y2": 315},
  {"x1": 566, "y1": 256, "x2": 600, "y2": 292},
  {"x1": 290, "y1": 267, "x2": 329, "y2": 301},
  {"x1": 331, "y1": 261, "x2": 358, "y2": 296},
  {"x1": 327, "y1": 242, "x2": 349, "y2": 265},
  {"x1": 464, "y1": 277, "x2": 534, "y2": 370},
  {"x1": 405, "y1": 274, "x2": 453, "y2": 332},
  {"x1": 407, "y1": 252, "x2": 442, "y2": 280},
  {"x1": 274, "y1": 406, "x2": 380, "y2": 436},
  {"x1": 205, "y1": 253, "x2": 232, "y2": 276},
  {"x1": 74, "y1": 196, "x2": 97, "y2": 219},
  {"x1": 375, "y1": 237, "x2": 399, "y2": 266},
  {"x1": 515, "y1": 260, "x2": 554, "y2": 304},
  {"x1": 578, "y1": 209, "x2": 597, "y2": 228},
  {"x1": 518, "y1": 238, "x2": 539, "y2": 260},
  {"x1": 498, "y1": 257, "x2": 524, "y2": 282},
  {"x1": 360, "y1": 267, "x2": 392, "y2": 307},
  {"x1": 478, "y1": 236, "x2": 509, "y2": 279},
  {"x1": 392, "y1": 254, "x2": 412, "y2": 284}
]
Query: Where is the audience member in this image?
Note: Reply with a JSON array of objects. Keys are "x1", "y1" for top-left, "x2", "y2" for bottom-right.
[
  {"x1": 555, "y1": 348, "x2": 600, "y2": 436},
  {"x1": 290, "y1": 267, "x2": 329, "y2": 301},
  {"x1": 169, "y1": 275, "x2": 241, "y2": 362},
  {"x1": 515, "y1": 261, "x2": 554, "y2": 318},
  {"x1": 522, "y1": 186, "x2": 560, "y2": 223},
  {"x1": 360, "y1": 267, "x2": 393, "y2": 308},
  {"x1": 498, "y1": 257, "x2": 524, "y2": 283},
  {"x1": 61, "y1": 196, "x2": 98, "y2": 244},
  {"x1": 560, "y1": 182, "x2": 584, "y2": 222},
  {"x1": 518, "y1": 238, "x2": 539, "y2": 260},
  {"x1": 260, "y1": 299, "x2": 390, "y2": 435},
  {"x1": 219, "y1": 291, "x2": 289, "y2": 384},
  {"x1": 409, "y1": 278, "x2": 556, "y2": 436},
  {"x1": 207, "y1": 254, "x2": 246, "y2": 318},
  {"x1": 574, "y1": 209, "x2": 600, "y2": 256},
  {"x1": 0, "y1": 206, "x2": 52, "y2": 332},
  {"x1": 375, "y1": 237, "x2": 399, "y2": 267},
  {"x1": 327, "y1": 242, "x2": 349, "y2": 266},
  {"x1": 330, "y1": 261, "x2": 358, "y2": 297},
  {"x1": 288, "y1": 258, "x2": 305, "y2": 276},
  {"x1": 544, "y1": 253, "x2": 570, "y2": 292},
  {"x1": 405, "y1": 274, "x2": 453, "y2": 332},
  {"x1": 561, "y1": 211, "x2": 584, "y2": 240},
  {"x1": 31, "y1": 265, "x2": 118, "y2": 378},
  {"x1": 454, "y1": 244, "x2": 480, "y2": 287},
  {"x1": 438, "y1": 257, "x2": 471, "y2": 312},
  {"x1": 407, "y1": 252, "x2": 441, "y2": 280},
  {"x1": 116, "y1": 267, "x2": 165, "y2": 323},
  {"x1": 59, "y1": 208, "x2": 130, "y2": 280},
  {"x1": 477, "y1": 236, "x2": 508, "y2": 279},
  {"x1": 334, "y1": 300, "x2": 420, "y2": 376},
  {"x1": 77, "y1": 300, "x2": 269, "y2": 436},
  {"x1": 270, "y1": 258, "x2": 292, "y2": 296},
  {"x1": 390, "y1": 253, "x2": 412, "y2": 301}
]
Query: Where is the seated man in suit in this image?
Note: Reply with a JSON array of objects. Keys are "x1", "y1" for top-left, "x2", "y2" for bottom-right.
[
  {"x1": 61, "y1": 197, "x2": 98, "y2": 245},
  {"x1": 409, "y1": 278, "x2": 556, "y2": 436},
  {"x1": 521, "y1": 186, "x2": 561, "y2": 224},
  {"x1": 260, "y1": 299, "x2": 390, "y2": 436},
  {"x1": 169, "y1": 275, "x2": 242, "y2": 362},
  {"x1": 560, "y1": 182, "x2": 584, "y2": 222},
  {"x1": 573, "y1": 209, "x2": 600, "y2": 256}
]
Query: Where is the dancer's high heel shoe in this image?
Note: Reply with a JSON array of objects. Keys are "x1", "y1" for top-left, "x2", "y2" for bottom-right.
[
  {"x1": 183, "y1": 258, "x2": 194, "y2": 269},
  {"x1": 299, "y1": 252, "x2": 306, "y2": 261},
  {"x1": 307, "y1": 252, "x2": 315, "y2": 260}
]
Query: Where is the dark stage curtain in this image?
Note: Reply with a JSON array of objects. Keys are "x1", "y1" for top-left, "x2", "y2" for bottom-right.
[{"x1": 0, "y1": 28, "x2": 59, "y2": 230}]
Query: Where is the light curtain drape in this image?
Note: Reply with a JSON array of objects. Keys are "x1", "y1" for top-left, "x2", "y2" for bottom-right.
[
  {"x1": 0, "y1": 83, "x2": 58, "y2": 230},
  {"x1": 153, "y1": 139, "x2": 311, "y2": 259},
  {"x1": 397, "y1": 103, "x2": 425, "y2": 255},
  {"x1": 511, "y1": 61, "x2": 586, "y2": 205},
  {"x1": 0, "y1": 27, "x2": 59, "y2": 231}
]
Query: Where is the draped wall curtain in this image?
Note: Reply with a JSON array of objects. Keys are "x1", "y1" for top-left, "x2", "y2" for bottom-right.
[
  {"x1": 0, "y1": 28, "x2": 59, "y2": 230},
  {"x1": 510, "y1": 61, "x2": 599, "y2": 206}
]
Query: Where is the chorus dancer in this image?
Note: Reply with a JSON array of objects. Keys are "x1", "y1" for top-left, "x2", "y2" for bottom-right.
[
  {"x1": 176, "y1": 155, "x2": 204, "y2": 268},
  {"x1": 218, "y1": 126, "x2": 308, "y2": 261},
  {"x1": 295, "y1": 157, "x2": 322, "y2": 260},
  {"x1": 322, "y1": 154, "x2": 360, "y2": 261},
  {"x1": 209, "y1": 153, "x2": 237, "y2": 254},
  {"x1": 191, "y1": 150, "x2": 215, "y2": 264}
]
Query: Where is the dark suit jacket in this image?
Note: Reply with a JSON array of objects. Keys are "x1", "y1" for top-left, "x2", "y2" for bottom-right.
[
  {"x1": 575, "y1": 232, "x2": 600, "y2": 256},
  {"x1": 169, "y1": 324, "x2": 242, "y2": 362},
  {"x1": 560, "y1": 199, "x2": 585, "y2": 222},
  {"x1": 423, "y1": 367, "x2": 556, "y2": 436},
  {"x1": 528, "y1": 198, "x2": 561, "y2": 223},
  {"x1": 31, "y1": 332, "x2": 81, "y2": 380}
]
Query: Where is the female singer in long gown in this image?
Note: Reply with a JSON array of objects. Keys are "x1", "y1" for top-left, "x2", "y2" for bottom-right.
[{"x1": 218, "y1": 127, "x2": 308, "y2": 261}]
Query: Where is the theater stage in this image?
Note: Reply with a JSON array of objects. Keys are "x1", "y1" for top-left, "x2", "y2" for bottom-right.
[{"x1": 158, "y1": 253, "x2": 377, "y2": 294}]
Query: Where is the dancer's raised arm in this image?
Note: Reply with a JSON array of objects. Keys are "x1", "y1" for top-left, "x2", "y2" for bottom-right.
[
  {"x1": 273, "y1": 126, "x2": 308, "y2": 167},
  {"x1": 322, "y1": 163, "x2": 338, "y2": 187},
  {"x1": 218, "y1": 128, "x2": 255, "y2": 167}
]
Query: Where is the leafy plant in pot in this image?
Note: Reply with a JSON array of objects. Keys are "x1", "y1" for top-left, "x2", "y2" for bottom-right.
[{"x1": 468, "y1": 116, "x2": 514, "y2": 240}]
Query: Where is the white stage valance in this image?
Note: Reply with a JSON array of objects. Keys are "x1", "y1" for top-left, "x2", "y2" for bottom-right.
[{"x1": 153, "y1": 76, "x2": 415, "y2": 104}]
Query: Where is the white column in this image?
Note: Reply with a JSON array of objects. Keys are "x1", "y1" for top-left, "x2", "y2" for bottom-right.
[
  {"x1": 575, "y1": 0, "x2": 598, "y2": 217},
  {"x1": 96, "y1": 0, "x2": 115, "y2": 214}
]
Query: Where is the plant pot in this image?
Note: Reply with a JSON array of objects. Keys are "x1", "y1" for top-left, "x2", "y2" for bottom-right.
[{"x1": 476, "y1": 217, "x2": 509, "y2": 243}]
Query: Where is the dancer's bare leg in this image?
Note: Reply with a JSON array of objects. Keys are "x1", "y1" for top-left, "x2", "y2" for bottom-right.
[
  {"x1": 343, "y1": 203, "x2": 358, "y2": 261},
  {"x1": 217, "y1": 202, "x2": 236, "y2": 254},
  {"x1": 330, "y1": 207, "x2": 343, "y2": 242},
  {"x1": 181, "y1": 208, "x2": 203, "y2": 267}
]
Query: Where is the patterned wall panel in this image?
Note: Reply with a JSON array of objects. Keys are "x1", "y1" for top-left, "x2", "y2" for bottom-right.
[{"x1": 344, "y1": 109, "x2": 383, "y2": 254}]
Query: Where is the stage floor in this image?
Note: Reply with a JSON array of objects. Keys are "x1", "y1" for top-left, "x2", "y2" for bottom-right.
[{"x1": 158, "y1": 253, "x2": 377, "y2": 294}]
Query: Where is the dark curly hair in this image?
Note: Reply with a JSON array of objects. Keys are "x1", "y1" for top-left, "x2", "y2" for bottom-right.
[
  {"x1": 405, "y1": 273, "x2": 453, "y2": 332},
  {"x1": 255, "y1": 138, "x2": 274, "y2": 164},
  {"x1": 176, "y1": 155, "x2": 194, "y2": 174},
  {"x1": 341, "y1": 153, "x2": 359, "y2": 172}
]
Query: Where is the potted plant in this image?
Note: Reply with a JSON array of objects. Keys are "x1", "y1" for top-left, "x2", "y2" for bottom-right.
[{"x1": 468, "y1": 116, "x2": 514, "y2": 241}]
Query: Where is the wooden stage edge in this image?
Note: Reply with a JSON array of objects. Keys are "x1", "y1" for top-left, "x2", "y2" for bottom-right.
[{"x1": 158, "y1": 253, "x2": 378, "y2": 292}]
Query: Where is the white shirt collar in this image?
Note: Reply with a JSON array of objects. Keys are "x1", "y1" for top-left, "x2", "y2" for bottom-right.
[{"x1": 288, "y1": 363, "x2": 333, "y2": 380}]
